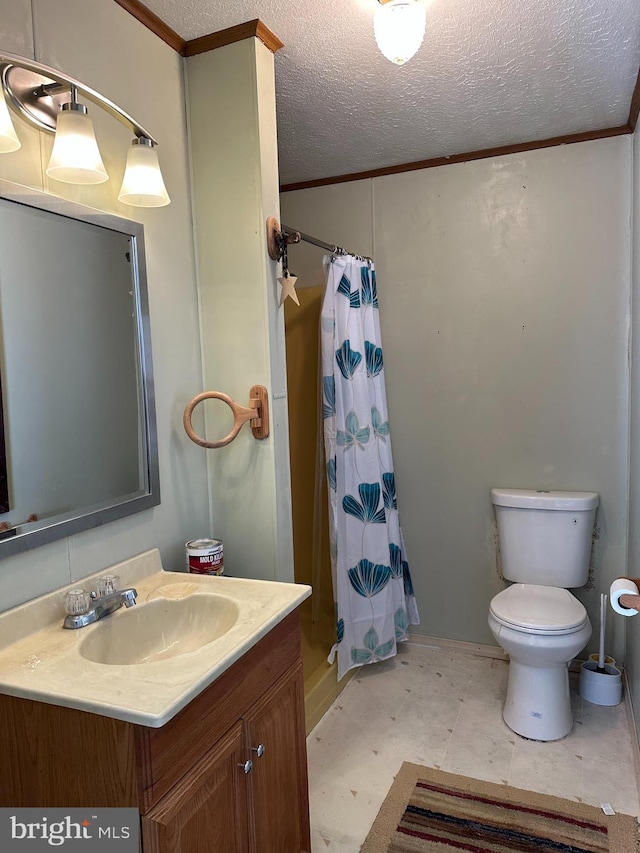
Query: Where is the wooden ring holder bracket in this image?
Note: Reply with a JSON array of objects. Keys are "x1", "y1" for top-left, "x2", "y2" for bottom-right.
[{"x1": 183, "y1": 385, "x2": 269, "y2": 449}]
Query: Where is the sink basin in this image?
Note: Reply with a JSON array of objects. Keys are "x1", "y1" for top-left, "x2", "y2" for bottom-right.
[
  {"x1": 79, "y1": 594, "x2": 240, "y2": 665},
  {"x1": 0, "y1": 550, "x2": 312, "y2": 726}
]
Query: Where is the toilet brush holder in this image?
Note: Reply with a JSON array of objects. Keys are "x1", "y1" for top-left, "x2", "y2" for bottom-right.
[
  {"x1": 588, "y1": 653, "x2": 615, "y2": 667},
  {"x1": 579, "y1": 660, "x2": 622, "y2": 706}
]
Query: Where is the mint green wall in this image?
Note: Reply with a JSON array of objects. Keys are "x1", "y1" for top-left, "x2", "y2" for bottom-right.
[
  {"x1": 0, "y1": 0, "x2": 210, "y2": 606},
  {"x1": 282, "y1": 138, "x2": 632, "y2": 657},
  {"x1": 627, "y1": 124, "x2": 640, "y2": 734},
  {"x1": 186, "y1": 40, "x2": 294, "y2": 582}
]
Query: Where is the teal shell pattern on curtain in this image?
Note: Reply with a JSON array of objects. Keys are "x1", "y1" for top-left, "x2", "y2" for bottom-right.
[{"x1": 321, "y1": 257, "x2": 419, "y2": 680}]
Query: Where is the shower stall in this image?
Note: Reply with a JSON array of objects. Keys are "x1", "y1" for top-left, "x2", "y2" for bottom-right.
[{"x1": 285, "y1": 286, "x2": 351, "y2": 730}]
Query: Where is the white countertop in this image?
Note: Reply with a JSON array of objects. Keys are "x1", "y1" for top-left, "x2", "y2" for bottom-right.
[{"x1": 0, "y1": 549, "x2": 311, "y2": 727}]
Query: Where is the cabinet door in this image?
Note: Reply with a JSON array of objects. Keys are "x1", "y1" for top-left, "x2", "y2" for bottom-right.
[
  {"x1": 245, "y1": 664, "x2": 311, "y2": 853},
  {"x1": 142, "y1": 722, "x2": 249, "y2": 853}
]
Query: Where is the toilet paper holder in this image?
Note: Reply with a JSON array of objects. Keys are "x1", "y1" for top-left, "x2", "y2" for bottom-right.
[{"x1": 618, "y1": 578, "x2": 640, "y2": 611}]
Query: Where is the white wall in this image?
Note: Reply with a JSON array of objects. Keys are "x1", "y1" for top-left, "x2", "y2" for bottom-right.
[
  {"x1": 282, "y1": 137, "x2": 632, "y2": 658},
  {"x1": 627, "y1": 123, "x2": 640, "y2": 729},
  {"x1": 0, "y1": 0, "x2": 210, "y2": 607}
]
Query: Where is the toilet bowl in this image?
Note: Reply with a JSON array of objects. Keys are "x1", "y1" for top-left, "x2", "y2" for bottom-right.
[
  {"x1": 489, "y1": 584, "x2": 591, "y2": 740},
  {"x1": 489, "y1": 488, "x2": 598, "y2": 742}
]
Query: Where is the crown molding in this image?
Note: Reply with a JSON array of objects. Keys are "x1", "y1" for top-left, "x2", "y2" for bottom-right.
[
  {"x1": 280, "y1": 125, "x2": 632, "y2": 192},
  {"x1": 112, "y1": 3, "x2": 284, "y2": 57},
  {"x1": 113, "y1": 0, "x2": 186, "y2": 54},
  {"x1": 629, "y1": 65, "x2": 640, "y2": 131},
  {"x1": 185, "y1": 20, "x2": 284, "y2": 57}
]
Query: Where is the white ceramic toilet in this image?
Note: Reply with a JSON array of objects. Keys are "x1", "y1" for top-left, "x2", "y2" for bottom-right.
[{"x1": 488, "y1": 488, "x2": 598, "y2": 741}]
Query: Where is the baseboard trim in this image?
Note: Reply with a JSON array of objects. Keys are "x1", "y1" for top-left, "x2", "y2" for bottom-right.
[
  {"x1": 404, "y1": 634, "x2": 602, "y2": 676},
  {"x1": 406, "y1": 632, "x2": 508, "y2": 661},
  {"x1": 622, "y1": 670, "x2": 640, "y2": 806},
  {"x1": 304, "y1": 663, "x2": 356, "y2": 734}
]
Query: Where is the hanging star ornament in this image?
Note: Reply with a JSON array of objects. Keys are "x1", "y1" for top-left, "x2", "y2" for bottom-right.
[{"x1": 278, "y1": 271, "x2": 300, "y2": 306}]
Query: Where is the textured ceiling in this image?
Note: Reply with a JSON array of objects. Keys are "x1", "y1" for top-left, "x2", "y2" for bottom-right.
[{"x1": 141, "y1": 0, "x2": 640, "y2": 186}]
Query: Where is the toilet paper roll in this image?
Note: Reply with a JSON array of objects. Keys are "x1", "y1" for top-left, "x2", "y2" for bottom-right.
[{"x1": 610, "y1": 578, "x2": 640, "y2": 616}]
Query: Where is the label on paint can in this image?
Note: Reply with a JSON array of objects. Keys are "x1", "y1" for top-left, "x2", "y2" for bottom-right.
[{"x1": 186, "y1": 538, "x2": 224, "y2": 575}]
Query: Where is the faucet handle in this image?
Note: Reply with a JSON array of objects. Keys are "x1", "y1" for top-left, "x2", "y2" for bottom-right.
[
  {"x1": 95, "y1": 574, "x2": 120, "y2": 598},
  {"x1": 64, "y1": 589, "x2": 90, "y2": 616}
]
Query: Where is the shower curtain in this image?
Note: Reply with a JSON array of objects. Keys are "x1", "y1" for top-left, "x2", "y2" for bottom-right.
[{"x1": 321, "y1": 254, "x2": 419, "y2": 681}]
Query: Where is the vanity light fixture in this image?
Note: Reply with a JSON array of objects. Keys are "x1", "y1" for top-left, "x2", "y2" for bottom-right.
[
  {"x1": 374, "y1": 0, "x2": 427, "y2": 66},
  {"x1": 0, "y1": 51, "x2": 170, "y2": 207},
  {"x1": 118, "y1": 137, "x2": 171, "y2": 208},
  {"x1": 46, "y1": 86, "x2": 108, "y2": 185},
  {"x1": 0, "y1": 83, "x2": 20, "y2": 152}
]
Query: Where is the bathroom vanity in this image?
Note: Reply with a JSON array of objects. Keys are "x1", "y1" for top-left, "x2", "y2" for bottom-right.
[{"x1": 0, "y1": 550, "x2": 312, "y2": 853}]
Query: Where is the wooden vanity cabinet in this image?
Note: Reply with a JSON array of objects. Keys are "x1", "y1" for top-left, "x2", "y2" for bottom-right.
[
  {"x1": 0, "y1": 611, "x2": 311, "y2": 853},
  {"x1": 244, "y1": 666, "x2": 310, "y2": 851},
  {"x1": 142, "y1": 721, "x2": 249, "y2": 853}
]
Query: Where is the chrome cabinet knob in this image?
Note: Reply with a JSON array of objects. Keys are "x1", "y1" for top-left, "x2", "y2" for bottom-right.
[
  {"x1": 252, "y1": 743, "x2": 265, "y2": 758},
  {"x1": 239, "y1": 759, "x2": 253, "y2": 774}
]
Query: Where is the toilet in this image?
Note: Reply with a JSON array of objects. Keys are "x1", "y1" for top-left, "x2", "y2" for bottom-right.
[{"x1": 488, "y1": 488, "x2": 598, "y2": 741}]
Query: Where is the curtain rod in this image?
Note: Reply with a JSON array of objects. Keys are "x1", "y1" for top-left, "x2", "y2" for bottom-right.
[
  {"x1": 281, "y1": 224, "x2": 371, "y2": 263},
  {"x1": 265, "y1": 217, "x2": 371, "y2": 264}
]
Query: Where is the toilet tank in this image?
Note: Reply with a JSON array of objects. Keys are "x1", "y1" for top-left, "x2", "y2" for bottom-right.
[{"x1": 491, "y1": 489, "x2": 599, "y2": 588}]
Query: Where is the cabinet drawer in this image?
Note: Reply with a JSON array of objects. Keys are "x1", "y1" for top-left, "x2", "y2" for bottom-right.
[{"x1": 138, "y1": 612, "x2": 301, "y2": 809}]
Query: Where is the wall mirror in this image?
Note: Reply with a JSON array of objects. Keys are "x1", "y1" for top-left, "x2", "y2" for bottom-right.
[{"x1": 0, "y1": 178, "x2": 159, "y2": 558}]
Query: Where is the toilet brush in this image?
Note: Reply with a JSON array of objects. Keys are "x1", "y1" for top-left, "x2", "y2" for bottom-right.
[
  {"x1": 597, "y1": 593, "x2": 607, "y2": 673},
  {"x1": 578, "y1": 592, "x2": 621, "y2": 704}
]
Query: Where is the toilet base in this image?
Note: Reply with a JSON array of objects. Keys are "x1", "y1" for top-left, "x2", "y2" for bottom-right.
[{"x1": 503, "y1": 659, "x2": 573, "y2": 741}]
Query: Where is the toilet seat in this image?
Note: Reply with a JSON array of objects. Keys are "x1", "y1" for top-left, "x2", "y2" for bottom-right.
[{"x1": 490, "y1": 583, "x2": 588, "y2": 635}]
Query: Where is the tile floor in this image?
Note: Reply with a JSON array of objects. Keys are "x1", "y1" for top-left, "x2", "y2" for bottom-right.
[{"x1": 306, "y1": 642, "x2": 640, "y2": 852}]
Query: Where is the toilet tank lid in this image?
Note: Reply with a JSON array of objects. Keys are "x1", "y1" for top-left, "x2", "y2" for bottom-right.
[{"x1": 491, "y1": 488, "x2": 599, "y2": 510}]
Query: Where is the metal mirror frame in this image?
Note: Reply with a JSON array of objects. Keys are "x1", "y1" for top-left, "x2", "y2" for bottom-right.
[{"x1": 0, "y1": 177, "x2": 160, "y2": 558}]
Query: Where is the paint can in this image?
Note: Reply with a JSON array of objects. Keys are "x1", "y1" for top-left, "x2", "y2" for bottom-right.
[{"x1": 186, "y1": 538, "x2": 224, "y2": 575}]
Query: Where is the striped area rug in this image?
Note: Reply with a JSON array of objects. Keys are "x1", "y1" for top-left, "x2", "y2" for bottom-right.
[{"x1": 360, "y1": 763, "x2": 639, "y2": 853}]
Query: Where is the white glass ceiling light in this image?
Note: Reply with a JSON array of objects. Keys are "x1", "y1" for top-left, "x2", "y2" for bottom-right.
[
  {"x1": 0, "y1": 51, "x2": 170, "y2": 207},
  {"x1": 374, "y1": 0, "x2": 427, "y2": 65},
  {"x1": 46, "y1": 93, "x2": 108, "y2": 185},
  {"x1": 0, "y1": 86, "x2": 20, "y2": 153},
  {"x1": 118, "y1": 137, "x2": 170, "y2": 207}
]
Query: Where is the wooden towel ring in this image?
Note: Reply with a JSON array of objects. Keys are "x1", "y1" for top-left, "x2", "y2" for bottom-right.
[{"x1": 183, "y1": 385, "x2": 270, "y2": 449}]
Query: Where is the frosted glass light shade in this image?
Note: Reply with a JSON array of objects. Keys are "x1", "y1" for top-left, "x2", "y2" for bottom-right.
[
  {"x1": 374, "y1": 0, "x2": 427, "y2": 65},
  {"x1": 0, "y1": 88, "x2": 21, "y2": 153},
  {"x1": 46, "y1": 108, "x2": 108, "y2": 184},
  {"x1": 118, "y1": 139, "x2": 170, "y2": 208}
]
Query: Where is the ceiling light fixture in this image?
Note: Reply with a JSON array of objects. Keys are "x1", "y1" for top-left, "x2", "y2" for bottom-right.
[
  {"x1": 374, "y1": 0, "x2": 427, "y2": 66},
  {"x1": 0, "y1": 51, "x2": 170, "y2": 207}
]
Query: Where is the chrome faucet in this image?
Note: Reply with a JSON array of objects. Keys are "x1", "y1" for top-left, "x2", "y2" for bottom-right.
[{"x1": 63, "y1": 587, "x2": 138, "y2": 629}]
